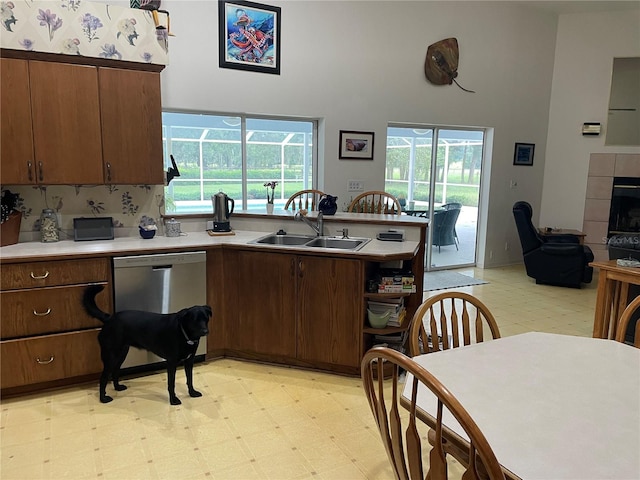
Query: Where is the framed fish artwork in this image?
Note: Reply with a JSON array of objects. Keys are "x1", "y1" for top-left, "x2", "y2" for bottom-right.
[
  {"x1": 339, "y1": 131, "x2": 375, "y2": 160},
  {"x1": 218, "y1": 0, "x2": 281, "y2": 75}
]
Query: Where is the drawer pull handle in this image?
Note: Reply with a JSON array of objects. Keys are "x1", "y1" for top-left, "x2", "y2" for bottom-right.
[
  {"x1": 33, "y1": 308, "x2": 52, "y2": 316},
  {"x1": 36, "y1": 356, "x2": 54, "y2": 365},
  {"x1": 30, "y1": 271, "x2": 50, "y2": 279}
]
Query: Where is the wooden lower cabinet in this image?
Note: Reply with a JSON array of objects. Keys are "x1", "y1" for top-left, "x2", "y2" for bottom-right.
[
  {"x1": 0, "y1": 329, "x2": 102, "y2": 389},
  {"x1": 223, "y1": 250, "x2": 297, "y2": 358},
  {"x1": 0, "y1": 285, "x2": 105, "y2": 338},
  {"x1": 221, "y1": 249, "x2": 363, "y2": 372},
  {"x1": 296, "y1": 255, "x2": 362, "y2": 370},
  {"x1": 1, "y1": 257, "x2": 112, "y2": 394}
]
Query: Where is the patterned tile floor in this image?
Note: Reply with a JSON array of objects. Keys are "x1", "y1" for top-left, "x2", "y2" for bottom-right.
[{"x1": 0, "y1": 265, "x2": 597, "y2": 479}]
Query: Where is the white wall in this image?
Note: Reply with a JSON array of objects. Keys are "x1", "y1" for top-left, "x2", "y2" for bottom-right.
[
  {"x1": 541, "y1": 9, "x2": 640, "y2": 231},
  {"x1": 158, "y1": 0, "x2": 562, "y2": 267}
]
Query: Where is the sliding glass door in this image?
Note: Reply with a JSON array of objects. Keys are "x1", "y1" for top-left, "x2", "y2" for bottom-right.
[{"x1": 385, "y1": 125, "x2": 485, "y2": 271}]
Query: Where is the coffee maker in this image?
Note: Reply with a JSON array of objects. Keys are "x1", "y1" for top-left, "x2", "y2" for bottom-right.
[{"x1": 211, "y1": 192, "x2": 235, "y2": 232}]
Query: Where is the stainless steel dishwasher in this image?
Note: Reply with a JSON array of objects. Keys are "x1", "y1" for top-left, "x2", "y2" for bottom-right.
[{"x1": 113, "y1": 251, "x2": 207, "y2": 369}]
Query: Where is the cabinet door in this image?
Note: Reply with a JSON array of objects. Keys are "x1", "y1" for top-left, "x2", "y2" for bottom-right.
[
  {"x1": 1, "y1": 58, "x2": 36, "y2": 184},
  {"x1": 224, "y1": 250, "x2": 297, "y2": 357},
  {"x1": 0, "y1": 285, "x2": 108, "y2": 339},
  {"x1": 0, "y1": 329, "x2": 102, "y2": 389},
  {"x1": 297, "y1": 256, "x2": 362, "y2": 368},
  {"x1": 99, "y1": 68, "x2": 164, "y2": 185},
  {"x1": 1, "y1": 258, "x2": 111, "y2": 290},
  {"x1": 29, "y1": 61, "x2": 103, "y2": 184}
]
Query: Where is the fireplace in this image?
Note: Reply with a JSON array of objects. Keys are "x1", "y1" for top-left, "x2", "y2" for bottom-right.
[{"x1": 608, "y1": 177, "x2": 640, "y2": 237}]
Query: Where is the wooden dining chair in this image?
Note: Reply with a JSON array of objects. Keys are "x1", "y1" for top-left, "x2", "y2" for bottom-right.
[
  {"x1": 408, "y1": 291, "x2": 501, "y2": 356},
  {"x1": 284, "y1": 189, "x2": 325, "y2": 211},
  {"x1": 615, "y1": 295, "x2": 640, "y2": 348},
  {"x1": 348, "y1": 191, "x2": 402, "y2": 215},
  {"x1": 361, "y1": 346, "x2": 506, "y2": 480}
]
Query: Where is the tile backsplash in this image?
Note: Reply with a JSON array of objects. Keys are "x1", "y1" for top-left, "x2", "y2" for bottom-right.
[{"x1": 4, "y1": 184, "x2": 165, "y2": 242}]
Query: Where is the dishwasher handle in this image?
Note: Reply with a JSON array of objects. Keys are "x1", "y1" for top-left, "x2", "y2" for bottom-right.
[{"x1": 152, "y1": 265, "x2": 173, "y2": 270}]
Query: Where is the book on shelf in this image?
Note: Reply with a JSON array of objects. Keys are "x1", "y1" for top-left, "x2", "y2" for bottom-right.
[
  {"x1": 374, "y1": 332, "x2": 404, "y2": 343},
  {"x1": 378, "y1": 284, "x2": 416, "y2": 293},
  {"x1": 368, "y1": 299, "x2": 404, "y2": 314},
  {"x1": 386, "y1": 308, "x2": 407, "y2": 327}
]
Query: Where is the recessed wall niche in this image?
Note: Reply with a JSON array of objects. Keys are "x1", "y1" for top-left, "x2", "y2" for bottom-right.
[{"x1": 606, "y1": 57, "x2": 640, "y2": 146}]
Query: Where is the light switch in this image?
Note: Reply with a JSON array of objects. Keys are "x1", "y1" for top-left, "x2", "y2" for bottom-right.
[{"x1": 348, "y1": 181, "x2": 364, "y2": 192}]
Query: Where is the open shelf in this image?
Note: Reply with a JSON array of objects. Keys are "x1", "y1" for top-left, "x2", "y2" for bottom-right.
[{"x1": 363, "y1": 325, "x2": 409, "y2": 335}]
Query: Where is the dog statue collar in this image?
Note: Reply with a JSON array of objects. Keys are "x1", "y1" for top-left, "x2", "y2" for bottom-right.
[{"x1": 179, "y1": 323, "x2": 196, "y2": 345}]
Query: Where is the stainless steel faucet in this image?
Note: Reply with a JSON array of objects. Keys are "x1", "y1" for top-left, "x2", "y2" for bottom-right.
[{"x1": 295, "y1": 211, "x2": 324, "y2": 236}]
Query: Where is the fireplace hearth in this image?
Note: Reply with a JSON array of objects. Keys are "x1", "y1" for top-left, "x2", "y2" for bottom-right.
[{"x1": 608, "y1": 177, "x2": 640, "y2": 237}]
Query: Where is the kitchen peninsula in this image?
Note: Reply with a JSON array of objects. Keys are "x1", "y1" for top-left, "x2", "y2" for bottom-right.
[{"x1": 0, "y1": 211, "x2": 428, "y2": 396}]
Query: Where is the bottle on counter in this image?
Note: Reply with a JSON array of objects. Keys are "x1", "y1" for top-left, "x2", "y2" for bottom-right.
[{"x1": 40, "y1": 208, "x2": 59, "y2": 243}]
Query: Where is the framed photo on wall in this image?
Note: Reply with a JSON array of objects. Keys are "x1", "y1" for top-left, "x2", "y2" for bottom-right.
[
  {"x1": 513, "y1": 142, "x2": 535, "y2": 166},
  {"x1": 218, "y1": 0, "x2": 281, "y2": 75},
  {"x1": 339, "y1": 130, "x2": 375, "y2": 160}
]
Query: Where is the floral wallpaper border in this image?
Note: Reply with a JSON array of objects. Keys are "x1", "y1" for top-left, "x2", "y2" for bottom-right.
[
  {"x1": 0, "y1": 0, "x2": 169, "y2": 65},
  {"x1": 5, "y1": 184, "x2": 167, "y2": 241}
]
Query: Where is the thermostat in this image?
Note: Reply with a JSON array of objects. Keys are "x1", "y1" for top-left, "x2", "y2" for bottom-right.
[{"x1": 582, "y1": 123, "x2": 601, "y2": 136}]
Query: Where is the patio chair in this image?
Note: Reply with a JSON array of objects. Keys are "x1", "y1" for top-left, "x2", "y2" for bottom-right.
[
  {"x1": 442, "y1": 202, "x2": 462, "y2": 246},
  {"x1": 432, "y1": 207, "x2": 460, "y2": 252}
]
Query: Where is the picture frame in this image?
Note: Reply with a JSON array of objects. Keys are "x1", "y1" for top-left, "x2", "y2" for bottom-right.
[
  {"x1": 218, "y1": 0, "x2": 281, "y2": 75},
  {"x1": 339, "y1": 130, "x2": 375, "y2": 160},
  {"x1": 513, "y1": 142, "x2": 535, "y2": 166}
]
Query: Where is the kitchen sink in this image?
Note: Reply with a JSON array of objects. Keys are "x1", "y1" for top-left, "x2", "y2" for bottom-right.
[
  {"x1": 250, "y1": 233, "x2": 371, "y2": 251},
  {"x1": 304, "y1": 237, "x2": 370, "y2": 250},
  {"x1": 253, "y1": 234, "x2": 315, "y2": 245}
]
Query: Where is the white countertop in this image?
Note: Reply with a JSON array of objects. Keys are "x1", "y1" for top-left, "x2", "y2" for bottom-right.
[{"x1": 0, "y1": 230, "x2": 420, "y2": 262}]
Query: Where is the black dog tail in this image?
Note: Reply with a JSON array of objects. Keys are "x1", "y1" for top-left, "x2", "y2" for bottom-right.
[{"x1": 83, "y1": 284, "x2": 111, "y2": 323}]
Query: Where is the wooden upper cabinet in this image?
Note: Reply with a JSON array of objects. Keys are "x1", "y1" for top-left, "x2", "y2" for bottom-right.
[
  {"x1": 99, "y1": 67, "x2": 164, "y2": 185},
  {"x1": 0, "y1": 58, "x2": 36, "y2": 184},
  {"x1": 29, "y1": 61, "x2": 104, "y2": 184}
]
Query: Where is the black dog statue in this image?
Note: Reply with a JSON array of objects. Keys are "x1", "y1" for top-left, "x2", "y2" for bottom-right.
[{"x1": 83, "y1": 284, "x2": 211, "y2": 405}]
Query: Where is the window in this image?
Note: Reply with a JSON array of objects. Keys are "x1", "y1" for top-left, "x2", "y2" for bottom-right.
[
  {"x1": 385, "y1": 125, "x2": 486, "y2": 269},
  {"x1": 385, "y1": 126, "x2": 484, "y2": 210},
  {"x1": 162, "y1": 112, "x2": 318, "y2": 213}
]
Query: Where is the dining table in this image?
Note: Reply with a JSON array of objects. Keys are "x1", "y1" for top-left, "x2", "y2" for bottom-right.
[
  {"x1": 403, "y1": 207, "x2": 445, "y2": 218},
  {"x1": 401, "y1": 332, "x2": 640, "y2": 480}
]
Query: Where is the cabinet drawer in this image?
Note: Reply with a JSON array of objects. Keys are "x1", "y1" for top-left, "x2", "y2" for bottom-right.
[
  {"x1": 1, "y1": 258, "x2": 110, "y2": 290},
  {"x1": 0, "y1": 329, "x2": 102, "y2": 389},
  {"x1": 0, "y1": 285, "x2": 109, "y2": 339}
]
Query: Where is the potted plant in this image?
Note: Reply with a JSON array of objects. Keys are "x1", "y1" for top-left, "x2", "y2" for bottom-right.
[
  {"x1": 1, "y1": 189, "x2": 22, "y2": 246},
  {"x1": 139, "y1": 215, "x2": 157, "y2": 239},
  {"x1": 264, "y1": 181, "x2": 278, "y2": 213}
]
